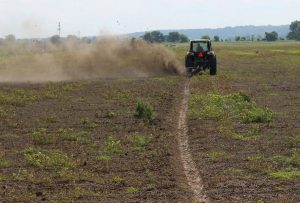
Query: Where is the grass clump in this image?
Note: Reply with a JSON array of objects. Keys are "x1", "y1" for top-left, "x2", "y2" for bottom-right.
[
  {"x1": 80, "y1": 118, "x2": 97, "y2": 129},
  {"x1": 23, "y1": 147, "x2": 76, "y2": 170},
  {"x1": 126, "y1": 186, "x2": 139, "y2": 194},
  {"x1": 208, "y1": 151, "x2": 231, "y2": 163},
  {"x1": 189, "y1": 91, "x2": 273, "y2": 123},
  {"x1": 270, "y1": 168, "x2": 300, "y2": 180},
  {"x1": 0, "y1": 89, "x2": 38, "y2": 107},
  {"x1": 112, "y1": 176, "x2": 124, "y2": 185},
  {"x1": 241, "y1": 106, "x2": 273, "y2": 123},
  {"x1": 97, "y1": 136, "x2": 122, "y2": 170},
  {"x1": 287, "y1": 135, "x2": 300, "y2": 148},
  {"x1": 129, "y1": 134, "x2": 153, "y2": 151},
  {"x1": 0, "y1": 107, "x2": 7, "y2": 119},
  {"x1": 59, "y1": 129, "x2": 91, "y2": 144},
  {"x1": 0, "y1": 157, "x2": 11, "y2": 168},
  {"x1": 135, "y1": 100, "x2": 154, "y2": 123},
  {"x1": 32, "y1": 128, "x2": 53, "y2": 145},
  {"x1": 105, "y1": 136, "x2": 122, "y2": 154}
]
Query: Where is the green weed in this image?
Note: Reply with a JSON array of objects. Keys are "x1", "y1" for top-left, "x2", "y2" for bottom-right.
[
  {"x1": 105, "y1": 136, "x2": 122, "y2": 154},
  {"x1": 189, "y1": 92, "x2": 272, "y2": 123},
  {"x1": 0, "y1": 107, "x2": 7, "y2": 119},
  {"x1": 126, "y1": 187, "x2": 139, "y2": 194},
  {"x1": 59, "y1": 129, "x2": 91, "y2": 144},
  {"x1": 135, "y1": 100, "x2": 154, "y2": 123},
  {"x1": 270, "y1": 168, "x2": 300, "y2": 180},
  {"x1": 241, "y1": 106, "x2": 273, "y2": 123},
  {"x1": 32, "y1": 128, "x2": 53, "y2": 145},
  {"x1": 112, "y1": 176, "x2": 124, "y2": 185},
  {"x1": 287, "y1": 135, "x2": 300, "y2": 148},
  {"x1": 0, "y1": 89, "x2": 38, "y2": 107},
  {"x1": 23, "y1": 147, "x2": 76, "y2": 170},
  {"x1": 0, "y1": 157, "x2": 11, "y2": 168},
  {"x1": 129, "y1": 134, "x2": 153, "y2": 151},
  {"x1": 97, "y1": 155, "x2": 112, "y2": 161},
  {"x1": 80, "y1": 118, "x2": 97, "y2": 129},
  {"x1": 208, "y1": 151, "x2": 231, "y2": 163},
  {"x1": 106, "y1": 111, "x2": 116, "y2": 118}
]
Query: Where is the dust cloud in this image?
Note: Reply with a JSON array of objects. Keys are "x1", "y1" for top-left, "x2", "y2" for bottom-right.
[{"x1": 0, "y1": 38, "x2": 183, "y2": 83}]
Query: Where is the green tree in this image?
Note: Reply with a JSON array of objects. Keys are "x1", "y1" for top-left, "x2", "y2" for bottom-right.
[
  {"x1": 50, "y1": 35, "x2": 61, "y2": 45},
  {"x1": 235, "y1": 36, "x2": 241, "y2": 41},
  {"x1": 151, "y1": 31, "x2": 165, "y2": 43},
  {"x1": 287, "y1": 20, "x2": 300, "y2": 41},
  {"x1": 213, "y1": 36, "x2": 220, "y2": 42},
  {"x1": 142, "y1": 32, "x2": 153, "y2": 43},
  {"x1": 201, "y1": 35, "x2": 210, "y2": 40},
  {"x1": 167, "y1": 32, "x2": 181, "y2": 42},
  {"x1": 5, "y1": 34, "x2": 16, "y2": 43},
  {"x1": 265, "y1": 31, "x2": 278, "y2": 41},
  {"x1": 142, "y1": 31, "x2": 165, "y2": 43},
  {"x1": 179, "y1": 34, "x2": 189, "y2": 43}
]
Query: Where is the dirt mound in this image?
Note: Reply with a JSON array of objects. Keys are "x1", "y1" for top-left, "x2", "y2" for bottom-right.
[{"x1": 0, "y1": 38, "x2": 183, "y2": 82}]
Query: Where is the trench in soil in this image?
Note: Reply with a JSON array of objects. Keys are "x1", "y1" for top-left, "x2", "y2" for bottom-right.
[{"x1": 177, "y1": 80, "x2": 209, "y2": 203}]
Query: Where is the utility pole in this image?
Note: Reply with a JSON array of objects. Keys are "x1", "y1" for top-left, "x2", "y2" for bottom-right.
[{"x1": 58, "y1": 22, "x2": 61, "y2": 37}]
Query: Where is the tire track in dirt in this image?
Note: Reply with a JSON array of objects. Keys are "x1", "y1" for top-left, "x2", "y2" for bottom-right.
[{"x1": 177, "y1": 80, "x2": 209, "y2": 203}]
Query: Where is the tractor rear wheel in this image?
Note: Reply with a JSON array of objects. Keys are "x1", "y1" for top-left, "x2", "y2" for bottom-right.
[{"x1": 209, "y1": 56, "x2": 217, "y2": 75}]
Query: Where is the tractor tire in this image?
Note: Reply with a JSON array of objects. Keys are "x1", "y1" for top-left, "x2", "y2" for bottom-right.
[
  {"x1": 185, "y1": 56, "x2": 194, "y2": 68},
  {"x1": 209, "y1": 56, "x2": 217, "y2": 76}
]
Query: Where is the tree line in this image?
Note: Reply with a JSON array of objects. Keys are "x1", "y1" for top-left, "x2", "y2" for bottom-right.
[
  {"x1": 1, "y1": 20, "x2": 299, "y2": 45},
  {"x1": 142, "y1": 31, "x2": 189, "y2": 43}
]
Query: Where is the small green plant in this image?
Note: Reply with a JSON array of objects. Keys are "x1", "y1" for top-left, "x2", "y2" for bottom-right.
[
  {"x1": 97, "y1": 155, "x2": 112, "y2": 161},
  {"x1": 188, "y1": 92, "x2": 272, "y2": 123},
  {"x1": 0, "y1": 157, "x2": 11, "y2": 168},
  {"x1": 126, "y1": 186, "x2": 139, "y2": 194},
  {"x1": 105, "y1": 136, "x2": 122, "y2": 154},
  {"x1": 80, "y1": 118, "x2": 97, "y2": 129},
  {"x1": 287, "y1": 135, "x2": 300, "y2": 148},
  {"x1": 0, "y1": 89, "x2": 38, "y2": 107},
  {"x1": 129, "y1": 134, "x2": 153, "y2": 151},
  {"x1": 62, "y1": 84, "x2": 74, "y2": 91},
  {"x1": 241, "y1": 107, "x2": 273, "y2": 123},
  {"x1": 135, "y1": 100, "x2": 154, "y2": 123},
  {"x1": 32, "y1": 128, "x2": 52, "y2": 145},
  {"x1": 0, "y1": 108, "x2": 7, "y2": 119},
  {"x1": 112, "y1": 176, "x2": 124, "y2": 185},
  {"x1": 44, "y1": 115, "x2": 58, "y2": 123},
  {"x1": 59, "y1": 129, "x2": 91, "y2": 144},
  {"x1": 106, "y1": 111, "x2": 116, "y2": 118},
  {"x1": 208, "y1": 151, "x2": 231, "y2": 163},
  {"x1": 23, "y1": 147, "x2": 76, "y2": 170},
  {"x1": 270, "y1": 168, "x2": 300, "y2": 180}
]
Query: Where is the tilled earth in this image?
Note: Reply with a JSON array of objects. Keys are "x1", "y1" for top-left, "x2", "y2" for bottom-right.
[
  {"x1": 0, "y1": 77, "x2": 193, "y2": 202},
  {"x1": 1, "y1": 42, "x2": 300, "y2": 202},
  {"x1": 187, "y1": 43, "x2": 300, "y2": 202}
]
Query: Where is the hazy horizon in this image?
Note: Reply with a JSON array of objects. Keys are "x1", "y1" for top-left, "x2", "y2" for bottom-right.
[{"x1": 0, "y1": 0, "x2": 299, "y2": 38}]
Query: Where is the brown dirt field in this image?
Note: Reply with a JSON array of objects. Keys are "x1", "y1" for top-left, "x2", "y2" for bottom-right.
[{"x1": 0, "y1": 77, "x2": 193, "y2": 202}]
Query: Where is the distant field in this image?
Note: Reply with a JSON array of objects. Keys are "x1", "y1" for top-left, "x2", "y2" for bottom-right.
[{"x1": 0, "y1": 41, "x2": 299, "y2": 202}]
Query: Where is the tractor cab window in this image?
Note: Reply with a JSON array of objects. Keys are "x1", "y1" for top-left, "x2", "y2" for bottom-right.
[{"x1": 191, "y1": 42, "x2": 209, "y2": 52}]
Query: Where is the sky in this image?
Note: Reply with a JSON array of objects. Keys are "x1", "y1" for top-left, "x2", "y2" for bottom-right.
[{"x1": 0, "y1": 0, "x2": 299, "y2": 38}]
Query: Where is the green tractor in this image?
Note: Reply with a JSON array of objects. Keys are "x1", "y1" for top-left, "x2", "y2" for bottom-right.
[{"x1": 185, "y1": 39, "x2": 217, "y2": 77}]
